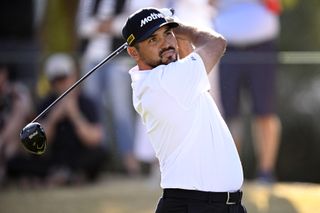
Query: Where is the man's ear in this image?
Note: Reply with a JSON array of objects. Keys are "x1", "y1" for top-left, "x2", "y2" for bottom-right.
[{"x1": 127, "y1": 46, "x2": 139, "y2": 60}]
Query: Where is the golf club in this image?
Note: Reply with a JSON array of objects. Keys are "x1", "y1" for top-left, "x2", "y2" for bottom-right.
[{"x1": 20, "y1": 43, "x2": 128, "y2": 155}]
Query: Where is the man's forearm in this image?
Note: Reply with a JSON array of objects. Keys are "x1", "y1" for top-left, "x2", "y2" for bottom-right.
[
  {"x1": 174, "y1": 23, "x2": 223, "y2": 48},
  {"x1": 173, "y1": 23, "x2": 226, "y2": 73}
]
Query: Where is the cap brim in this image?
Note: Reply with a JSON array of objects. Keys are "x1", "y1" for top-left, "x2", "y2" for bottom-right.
[{"x1": 135, "y1": 21, "x2": 179, "y2": 44}]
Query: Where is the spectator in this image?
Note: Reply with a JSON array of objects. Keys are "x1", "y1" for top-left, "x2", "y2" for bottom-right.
[
  {"x1": 7, "y1": 54, "x2": 107, "y2": 187},
  {"x1": 76, "y1": 0, "x2": 138, "y2": 175},
  {"x1": 0, "y1": 65, "x2": 32, "y2": 186},
  {"x1": 212, "y1": 0, "x2": 282, "y2": 183},
  {"x1": 41, "y1": 53, "x2": 107, "y2": 185}
]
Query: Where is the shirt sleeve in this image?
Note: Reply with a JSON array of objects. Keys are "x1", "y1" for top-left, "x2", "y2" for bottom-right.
[{"x1": 158, "y1": 53, "x2": 211, "y2": 107}]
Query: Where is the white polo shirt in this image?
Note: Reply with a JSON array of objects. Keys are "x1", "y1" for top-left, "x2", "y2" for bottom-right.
[{"x1": 129, "y1": 53, "x2": 243, "y2": 192}]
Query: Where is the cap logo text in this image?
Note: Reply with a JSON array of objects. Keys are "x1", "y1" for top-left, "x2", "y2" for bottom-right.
[{"x1": 140, "y1": 13, "x2": 164, "y2": 27}]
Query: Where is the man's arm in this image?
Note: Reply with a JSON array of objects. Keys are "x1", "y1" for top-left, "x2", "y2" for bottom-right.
[
  {"x1": 173, "y1": 23, "x2": 226, "y2": 73},
  {"x1": 65, "y1": 94, "x2": 103, "y2": 147}
]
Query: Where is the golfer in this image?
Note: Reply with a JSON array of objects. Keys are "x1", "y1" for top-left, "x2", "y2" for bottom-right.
[{"x1": 122, "y1": 7, "x2": 246, "y2": 213}]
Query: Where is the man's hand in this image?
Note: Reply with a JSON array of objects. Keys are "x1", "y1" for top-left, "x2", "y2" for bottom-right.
[{"x1": 159, "y1": 8, "x2": 181, "y2": 23}]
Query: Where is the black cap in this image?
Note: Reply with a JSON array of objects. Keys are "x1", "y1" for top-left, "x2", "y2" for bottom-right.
[{"x1": 122, "y1": 7, "x2": 179, "y2": 46}]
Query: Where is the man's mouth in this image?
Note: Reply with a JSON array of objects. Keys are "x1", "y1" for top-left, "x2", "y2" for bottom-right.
[{"x1": 160, "y1": 48, "x2": 175, "y2": 58}]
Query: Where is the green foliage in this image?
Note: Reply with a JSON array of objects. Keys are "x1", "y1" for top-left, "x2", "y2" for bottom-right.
[
  {"x1": 280, "y1": 0, "x2": 320, "y2": 50},
  {"x1": 281, "y1": 0, "x2": 299, "y2": 10},
  {"x1": 42, "y1": 0, "x2": 78, "y2": 55}
]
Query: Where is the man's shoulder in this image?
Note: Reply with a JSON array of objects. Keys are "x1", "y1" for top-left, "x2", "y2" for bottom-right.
[
  {"x1": 79, "y1": 92, "x2": 96, "y2": 104},
  {"x1": 170, "y1": 52, "x2": 203, "y2": 70},
  {"x1": 179, "y1": 52, "x2": 202, "y2": 63}
]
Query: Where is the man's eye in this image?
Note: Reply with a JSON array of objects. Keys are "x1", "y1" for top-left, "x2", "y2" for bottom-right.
[
  {"x1": 166, "y1": 32, "x2": 173, "y2": 38},
  {"x1": 149, "y1": 37, "x2": 157, "y2": 43},
  {"x1": 166, "y1": 30, "x2": 173, "y2": 35}
]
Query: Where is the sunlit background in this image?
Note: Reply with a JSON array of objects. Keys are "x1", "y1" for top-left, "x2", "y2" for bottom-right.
[{"x1": 1, "y1": 0, "x2": 320, "y2": 212}]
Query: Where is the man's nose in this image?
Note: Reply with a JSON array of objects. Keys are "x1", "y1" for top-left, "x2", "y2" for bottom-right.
[{"x1": 160, "y1": 37, "x2": 171, "y2": 49}]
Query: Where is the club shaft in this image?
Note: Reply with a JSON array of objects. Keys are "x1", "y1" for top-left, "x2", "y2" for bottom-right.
[{"x1": 31, "y1": 43, "x2": 128, "y2": 123}]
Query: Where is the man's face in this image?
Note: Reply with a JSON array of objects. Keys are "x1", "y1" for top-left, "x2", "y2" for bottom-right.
[
  {"x1": 51, "y1": 73, "x2": 77, "y2": 95},
  {"x1": 134, "y1": 26, "x2": 178, "y2": 69}
]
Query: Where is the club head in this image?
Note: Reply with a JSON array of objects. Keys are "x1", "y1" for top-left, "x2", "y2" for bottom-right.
[{"x1": 20, "y1": 122, "x2": 47, "y2": 155}]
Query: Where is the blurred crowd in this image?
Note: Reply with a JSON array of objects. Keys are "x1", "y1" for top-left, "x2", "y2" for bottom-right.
[{"x1": 0, "y1": 0, "x2": 281, "y2": 188}]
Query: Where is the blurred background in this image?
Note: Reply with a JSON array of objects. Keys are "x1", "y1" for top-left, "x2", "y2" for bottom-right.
[{"x1": 0, "y1": 0, "x2": 320, "y2": 212}]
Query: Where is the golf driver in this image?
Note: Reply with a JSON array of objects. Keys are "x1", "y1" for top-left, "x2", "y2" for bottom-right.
[{"x1": 20, "y1": 43, "x2": 128, "y2": 155}]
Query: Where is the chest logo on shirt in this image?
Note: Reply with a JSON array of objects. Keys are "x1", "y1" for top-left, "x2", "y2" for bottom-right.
[{"x1": 191, "y1": 56, "x2": 196, "y2": 61}]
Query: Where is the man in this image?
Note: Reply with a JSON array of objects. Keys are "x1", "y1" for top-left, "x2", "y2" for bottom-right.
[
  {"x1": 7, "y1": 54, "x2": 107, "y2": 187},
  {"x1": 77, "y1": 0, "x2": 139, "y2": 176},
  {"x1": 122, "y1": 7, "x2": 246, "y2": 213},
  {"x1": 212, "y1": 0, "x2": 282, "y2": 182},
  {"x1": 39, "y1": 53, "x2": 107, "y2": 185}
]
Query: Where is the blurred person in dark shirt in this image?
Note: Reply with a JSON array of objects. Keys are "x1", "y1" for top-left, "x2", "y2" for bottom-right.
[
  {"x1": 40, "y1": 53, "x2": 107, "y2": 185},
  {"x1": 211, "y1": 0, "x2": 282, "y2": 183}
]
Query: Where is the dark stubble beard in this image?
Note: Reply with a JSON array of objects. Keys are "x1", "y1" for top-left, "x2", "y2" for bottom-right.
[{"x1": 144, "y1": 47, "x2": 178, "y2": 68}]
